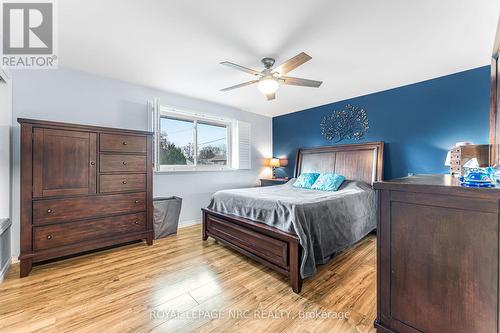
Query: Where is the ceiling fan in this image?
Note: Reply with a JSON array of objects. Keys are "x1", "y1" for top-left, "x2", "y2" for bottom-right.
[{"x1": 220, "y1": 52, "x2": 322, "y2": 101}]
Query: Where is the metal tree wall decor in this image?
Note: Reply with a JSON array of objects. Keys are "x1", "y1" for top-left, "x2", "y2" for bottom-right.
[{"x1": 320, "y1": 104, "x2": 369, "y2": 143}]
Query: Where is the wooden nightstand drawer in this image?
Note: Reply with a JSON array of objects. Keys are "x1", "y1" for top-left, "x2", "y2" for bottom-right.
[{"x1": 260, "y1": 178, "x2": 288, "y2": 187}]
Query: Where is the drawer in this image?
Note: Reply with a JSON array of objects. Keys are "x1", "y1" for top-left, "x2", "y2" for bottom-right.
[
  {"x1": 100, "y1": 154, "x2": 147, "y2": 173},
  {"x1": 206, "y1": 215, "x2": 288, "y2": 268},
  {"x1": 34, "y1": 212, "x2": 146, "y2": 250},
  {"x1": 260, "y1": 179, "x2": 288, "y2": 187},
  {"x1": 33, "y1": 192, "x2": 146, "y2": 225},
  {"x1": 100, "y1": 174, "x2": 146, "y2": 193},
  {"x1": 100, "y1": 133, "x2": 147, "y2": 153}
]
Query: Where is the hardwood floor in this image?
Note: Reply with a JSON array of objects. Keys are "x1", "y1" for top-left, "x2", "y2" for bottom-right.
[{"x1": 0, "y1": 225, "x2": 376, "y2": 333}]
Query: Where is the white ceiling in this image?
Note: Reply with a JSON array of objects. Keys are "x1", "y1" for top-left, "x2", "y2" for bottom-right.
[{"x1": 59, "y1": 0, "x2": 500, "y2": 117}]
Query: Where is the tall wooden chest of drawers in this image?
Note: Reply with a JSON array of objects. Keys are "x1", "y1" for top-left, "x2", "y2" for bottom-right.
[{"x1": 18, "y1": 119, "x2": 154, "y2": 277}]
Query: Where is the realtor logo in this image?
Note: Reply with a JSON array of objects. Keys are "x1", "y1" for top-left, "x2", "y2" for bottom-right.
[{"x1": 1, "y1": 0, "x2": 58, "y2": 68}]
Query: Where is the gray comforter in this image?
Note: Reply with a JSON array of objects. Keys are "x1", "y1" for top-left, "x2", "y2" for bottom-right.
[{"x1": 207, "y1": 179, "x2": 376, "y2": 278}]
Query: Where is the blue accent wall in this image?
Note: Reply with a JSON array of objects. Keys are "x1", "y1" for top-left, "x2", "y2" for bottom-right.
[{"x1": 273, "y1": 66, "x2": 491, "y2": 180}]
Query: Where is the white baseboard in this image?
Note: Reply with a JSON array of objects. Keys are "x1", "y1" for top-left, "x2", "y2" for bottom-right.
[
  {"x1": 11, "y1": 257, "x2": 19, "y2": 264},
  {"x1": 178, "y1": 219, "x2": 201, "y2": 228},
  {"x1": 0, "y1": 257, "x2": 11, "y2": 283}
]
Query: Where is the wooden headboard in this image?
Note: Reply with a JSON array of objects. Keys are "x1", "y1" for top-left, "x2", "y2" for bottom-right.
[{"x1": 294, "y1": 142, "x2": 384, "y2": 184}]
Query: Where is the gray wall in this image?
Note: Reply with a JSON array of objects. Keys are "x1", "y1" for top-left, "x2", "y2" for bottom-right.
[{"x1": 10, "y1": 68, "x2": 272, "y2": 258}]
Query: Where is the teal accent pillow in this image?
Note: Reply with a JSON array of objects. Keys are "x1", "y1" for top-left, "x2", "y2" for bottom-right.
[
  {"x1": 293, "y1": 173, "x2": 320, "y2": 189},
  {"x1": 311, "y1": 173, "x2": 346, "y2": 191}
]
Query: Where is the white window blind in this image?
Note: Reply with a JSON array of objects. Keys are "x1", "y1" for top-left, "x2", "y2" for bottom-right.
[{"x1": 232, "y1": 121, "x2": 251, "y2": 170}]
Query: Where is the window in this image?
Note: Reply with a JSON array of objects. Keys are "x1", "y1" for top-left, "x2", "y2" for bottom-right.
[
  {"x1": 159, "y1": 117, "x2": 194, "y2": 166},
  {"x1": 196, "y1": 122, "x2": 228, "y2": 166},
  {"x1": 151, "y1": 101, "x2": 251, "y2": 172},
  {"x1": 158, "y1": 115, "x2": 229, "y2": 169},
  {"x1": 152, "y1": 103, "x2": 247, "y2": 172}
]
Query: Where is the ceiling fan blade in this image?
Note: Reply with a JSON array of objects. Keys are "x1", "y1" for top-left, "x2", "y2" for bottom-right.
[
  {"x1": 273, "y1": 52, "x2": 312, "y2": 75},
  {"x1": 220, "y1": 80, "x2": 259, "y2": 92},
  {"x1": 265, "y1": 92, "x2": 276, "y2": 101},
  {"x1": 220, "y1": 61, "x2": 263, "y2": 76},
  {"x1": 282, "y1": 76, "x2": 322, "y2": 88}
]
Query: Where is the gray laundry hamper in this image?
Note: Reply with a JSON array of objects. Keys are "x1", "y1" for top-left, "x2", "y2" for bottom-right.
[{"x1": 153, "y1": 196, "x2": 182, "y2": 239}]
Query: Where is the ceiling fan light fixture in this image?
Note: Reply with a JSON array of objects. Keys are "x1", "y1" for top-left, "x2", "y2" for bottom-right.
[
  {"x1": 220, "y1": 52, "x2": 322, "y2": 100},
  {"x1": 258, "y1": 77, "x2": 279, "y2": 94}
]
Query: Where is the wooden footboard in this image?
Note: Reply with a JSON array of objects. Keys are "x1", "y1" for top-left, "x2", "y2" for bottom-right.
[{"x1": 202, "y1": 208, "x2": 302, "y2": 293}]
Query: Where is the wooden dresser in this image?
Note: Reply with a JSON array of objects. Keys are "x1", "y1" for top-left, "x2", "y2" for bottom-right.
[
  {"x1": 374, "y1": 175, "x2": 499, "y2": 333},
  {"x1": 18, "y1": 119, "x2": 154, "y2": 277}
]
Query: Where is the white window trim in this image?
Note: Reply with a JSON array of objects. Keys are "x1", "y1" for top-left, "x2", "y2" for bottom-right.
[{"x1": 153, "y1": 103, "x2": 235, "y2": 173}]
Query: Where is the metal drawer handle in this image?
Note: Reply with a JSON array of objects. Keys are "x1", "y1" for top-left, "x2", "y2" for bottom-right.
[
  {"x1": 134, "y1": 200, "x2": 140, "y2": 204},
  {"x1": 90, "y1": 161, "x2": 95, "y2": 166},
  {"x1": 122, "y1": 161, "x2": 127, "y2": 165},
  {"x1": 46, "y1": 234, "x2": 53, "y2": 240},
  {"x1": 122, "y1": 141, "x2": 127, "y2": 146},
  {"x1": 134, "y1": 221, "x2": 140, "y2": 225},
  {"x1": 47, "y1": 209, "x2": 52, "y2": 213},
  {"x1": 122, "y1": 180, "x2": 128, "y2": 184}
]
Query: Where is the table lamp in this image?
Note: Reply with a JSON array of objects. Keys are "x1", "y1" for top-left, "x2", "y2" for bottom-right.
[{"x1": 269, "y1": 158, "x2": 281, "y2": 179}]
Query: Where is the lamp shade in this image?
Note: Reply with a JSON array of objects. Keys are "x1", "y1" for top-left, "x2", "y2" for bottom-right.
[{"x1": 269, "y1": 158, "x2": 281, "y2": 167}]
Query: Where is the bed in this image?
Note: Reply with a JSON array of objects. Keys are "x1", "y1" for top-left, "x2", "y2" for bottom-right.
[{"x1": 201, "y1": 142, "x2": 384, "y2": 293}]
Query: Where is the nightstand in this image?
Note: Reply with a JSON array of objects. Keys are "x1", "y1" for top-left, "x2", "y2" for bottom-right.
[{"x1": 260, "y1": 178, "x2": 288, "y2": 187}]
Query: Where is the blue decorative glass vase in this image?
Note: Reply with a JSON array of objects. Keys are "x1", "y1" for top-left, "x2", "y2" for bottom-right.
[{"x1": 460, "y1": 170, "x2": 494, "y2": 187}]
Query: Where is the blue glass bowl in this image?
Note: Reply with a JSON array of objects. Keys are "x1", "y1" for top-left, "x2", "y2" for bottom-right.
[
  {"x1": 463, "y1": 171, "x2": 492, "y2": 183},
  {"x1": 460, "y1": 171, "x2": 494, "y2": 187}
]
